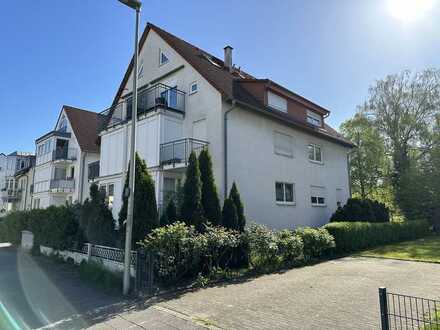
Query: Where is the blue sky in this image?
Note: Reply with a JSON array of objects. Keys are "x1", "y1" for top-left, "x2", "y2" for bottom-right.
[{"x1": 1, "y1": 0, "x2": 439, "y2": 154}]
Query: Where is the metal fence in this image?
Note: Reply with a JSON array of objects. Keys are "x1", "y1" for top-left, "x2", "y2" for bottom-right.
[
  {"x1": 90, "y1": 244, "x2": 137, "y2": 266},
  {"x1": 160, "y1": 138, "x2": 208, "y2": 166},
  {"x1": 379, "y1": 287, "x2": 440, "y2": 329}
]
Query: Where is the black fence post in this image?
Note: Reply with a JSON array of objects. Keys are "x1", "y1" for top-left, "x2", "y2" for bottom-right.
[{"x1": 379, "y1": 287, "x2": 390, "y2": 330}]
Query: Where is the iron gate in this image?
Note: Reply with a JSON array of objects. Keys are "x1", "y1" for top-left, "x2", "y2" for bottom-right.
[
  {"x1": 379, "y1": 287, "x2": 440, "y2": 329},
  {"x1": 135, "y1": 249, "x2": 154, "y2": 294}
]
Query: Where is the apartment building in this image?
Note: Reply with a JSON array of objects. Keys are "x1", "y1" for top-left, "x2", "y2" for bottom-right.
[
  {"x1": 32, "y1": 106, "x2": 101, "y2": 209},
  {"x1": 0, "y1": 152, "x2": 35, "y2": 215},
  {"x1": 95, "y1": 23, "x2": 353, "y2": 228}
]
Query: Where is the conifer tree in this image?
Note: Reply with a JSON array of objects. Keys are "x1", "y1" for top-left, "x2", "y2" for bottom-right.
[
  {"x1": 119, "y1": 153, "x2": 158, "y2": 245},
  {"x1": 222, "y1": 198, "x2": 238, "y2": 230},
  {"x1": 181, "y1": 151, "x2": 204, "y2": 229},
  {"x1": 198, "y1": 149, "x2": 222, "y2": 226},
  {"x1": 229, "y1": 182, "x2": 246, "y2": 232}
]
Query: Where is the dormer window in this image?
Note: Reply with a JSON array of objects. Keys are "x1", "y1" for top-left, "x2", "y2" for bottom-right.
[
  {"x1": 307, "y1": 110, "x2": 322, "y2": 127},
  {"x1": 159, "y1": 49, "x2": 169, "y2": 66},
  {"x1": 267, "y1": 91, "x2": 287, "y2": 113}
]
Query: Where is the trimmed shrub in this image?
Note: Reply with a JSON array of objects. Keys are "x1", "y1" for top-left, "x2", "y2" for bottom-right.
[
  {"x1": 79, "y1": 260, "x2": 122, "y2": 292},
  {"x1": 181, "y1": 152, "x2": 204, "y2": 230},
  {"x1": 139, "y1": 222, "x2": 239, "y2": 285},
  {"x1": 229, "y1": 182, "x2": 246, "y2": 232},
  {"x1": 294, "y1": 227, "x2": 335, "y2": 260},
  {"x1": 324, "y1": 220, "x2": 430, "y2": 253},
  {"x1": 222, "y1": 198, "x2": 238, "y2": 230},
  {"x1": 119, "y1": 153, "x2": 159, "y2": 246},
  {"x1": 199, "y1": 149, "x2": 222, "y2": 226},
  {"x1": 330, "y1": 198, "x2": 390, "y2": 223},
  {"x1": 275, "y1": 229, "x2": 304, "y2": 265}
]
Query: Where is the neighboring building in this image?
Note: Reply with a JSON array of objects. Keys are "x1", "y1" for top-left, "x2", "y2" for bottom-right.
[
  {"x1": 32, "y1": 106, "x2": 101, "y2": 209},
  {"x1": 0, "y1": 152, "x2": 35, "y2": 215},
  {"x1": 12, "y1": 157, "x2": 35, "y2": 212},
  {"x1": 95, "y1": 23, "x2": 354, "y2": 228}
]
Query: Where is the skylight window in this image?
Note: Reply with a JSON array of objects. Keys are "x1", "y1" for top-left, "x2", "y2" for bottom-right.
[{"x1": 159, "y1": 49, "x2": 169, "y2": 66}]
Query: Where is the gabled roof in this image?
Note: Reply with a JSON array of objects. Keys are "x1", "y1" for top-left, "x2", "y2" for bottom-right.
[
  {"x1": 63, "y1": 106, "x2": 103, "y2": 153},
  {"x1": 111, "y1": 23, "x2": 353, "y2": 148}
]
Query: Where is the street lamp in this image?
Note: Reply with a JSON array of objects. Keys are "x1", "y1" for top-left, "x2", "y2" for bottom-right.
[{"x1": 118, "y1": 0, "x2": 141, "y2": 296}]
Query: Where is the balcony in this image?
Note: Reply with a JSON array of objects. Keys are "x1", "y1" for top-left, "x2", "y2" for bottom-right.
[
  {"x1": 52, "y1": 148, "x2": 77, "y2": 162},
  {"x1": 50, "y1": 179, "x2": 75, "y2": 193},
  {"x1": 0, "y1": 189, "x2": 20, "y2": 201},
  {"x1": 98, "y1": 83, "x2": 186, "y2": 133},
  {"x1": 160, "y1": 138, "x2": 209, "y2": 169},
  {"x1": 88, "y1": 161, "x2": 100, "y2": 181}
]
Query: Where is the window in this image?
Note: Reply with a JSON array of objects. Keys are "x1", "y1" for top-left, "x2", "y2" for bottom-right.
[
  {"x1": 275, "y1": 182, "x2": 295, "y2": 204},
  {"x1": 161, "y1": 86, "x2": 177, "y2": 108},
  {"x1": 159, "y1": 49, "x2": 169, "y2": 66},
  {"x1": 308, "y1": 144, "x2": 322, "y2": 163},
  {"x1": 59, "y1": 115, "x2": 67, "y2": 132},
  {"x1": 274, "y1": 132, "x2": 293, "y2": 157},
  {"x1": 189, "y1": 81, "x2": 198, "y2": 95},
  {"x1": 310, "y1": 186, "x2": 326, "y2": 206},
  {"x1": 107, "y1": 184, "x2": 114, "y2": 209},
  {"x1": 163, "y1": 177, "x2": 178, "y2": 203},
  {"x1": 267, "y1": 91, "x2": 287, "y2": 112},
  {"x1": 33, "y1": 198, "x2": 40, "y2": 209},
  {"x1": 307, "y1": 110, "x2": 322, "y2": 127},
  {"x1": 54, "y1": 167, "x2": 66, "y2": 180}
]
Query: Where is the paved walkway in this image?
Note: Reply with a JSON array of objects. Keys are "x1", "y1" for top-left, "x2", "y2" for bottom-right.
[
  {"x1": 91, "y1": 257, "x2": 440, "y2": 330},
  {"x1": 3, "y1": 245, "x2": 440, "y2": 329}
]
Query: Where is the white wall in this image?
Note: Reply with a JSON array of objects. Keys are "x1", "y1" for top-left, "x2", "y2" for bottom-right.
[{"x1": 224, "y1": 104, "x2": 350, "y2": 229}]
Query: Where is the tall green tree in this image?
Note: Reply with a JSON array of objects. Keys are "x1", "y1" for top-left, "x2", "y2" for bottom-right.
[
  {"x1": 198, "y1": 149, "x2": 222, "y2": 226},
  {"x1": 119, "y1": 153, "x2": 158, "y2": 245},
  {"x1": 160, "y1": 199, "x2": 178, "y2": 226},
  {"x1": 222, "y1": 198, "x2": 238, "y2": 230},
  {"x1": 80, "y1": 183, "x2": 115, "y2": 246},
  {"x1": 229, "y1": 182, "x2": 246, "y2": 232},
  {"x1": 181, "y1": 151, "x2": 204, "y2": 230},
  {"x1": 367, "y1": 69, "x2": 440, "y2": 215},
  {"x1": 340, "y1": 109, "x2": 387, "y2": 199}
]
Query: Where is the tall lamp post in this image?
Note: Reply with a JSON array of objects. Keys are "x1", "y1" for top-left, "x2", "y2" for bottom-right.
[{"x1": 118, "y1": 0, "x2": 142, "y2": 296}]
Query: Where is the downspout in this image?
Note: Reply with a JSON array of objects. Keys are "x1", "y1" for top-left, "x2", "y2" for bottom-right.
[
  {"x1": 79, "y1": 152, "x2": 86, "y2": 203},
  {"x1": 347, "y1": 151, "x2": 352, "y2": 198},
  {"x1": 224, "y1": 99, "x2": 237, "y2": 198}
]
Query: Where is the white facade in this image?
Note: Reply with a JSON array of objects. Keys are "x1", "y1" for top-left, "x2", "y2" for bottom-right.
[
  {"x1": 32, "y1": 109, "x2": 99, "y2": 209},
  {"x1": 97, "y1": 27, "x2": 351, "y2": 229},
  {"x1": 0, "y1": 152, "x2": 34, "y2": 216}
]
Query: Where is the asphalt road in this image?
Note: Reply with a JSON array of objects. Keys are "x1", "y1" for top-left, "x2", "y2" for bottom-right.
[{"x1": 0, "y1": 246, "x2": 123, "y2": 329}]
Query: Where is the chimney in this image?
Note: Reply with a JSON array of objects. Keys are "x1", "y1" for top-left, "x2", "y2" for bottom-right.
[{"x1": 224, "y1": 45, "x2": 233, "y2": 72}]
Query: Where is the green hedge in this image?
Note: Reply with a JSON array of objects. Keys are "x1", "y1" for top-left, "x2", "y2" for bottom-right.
[
  {"x1": 0, "y1": 206, "x2": 80, "y2": 250},
  {"x1": 323, "y1": 220, "x2": 430, "y2": 253}
]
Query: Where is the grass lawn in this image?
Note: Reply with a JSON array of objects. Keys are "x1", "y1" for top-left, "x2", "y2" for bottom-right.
[{"x1": 359, "y1": 235, "x2": 440, "y2": 263}]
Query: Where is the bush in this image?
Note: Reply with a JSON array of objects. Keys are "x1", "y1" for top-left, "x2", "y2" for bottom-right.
[
  {"x1": 245, "y1": 224, "x2": 306, "y2": 270},
  {"x1": 0, "y1": 206, "x2": 80, "y2": 250},
  {"x1": 140, "y1": 222, "x2": 240, "y2": 285},
  {"x1": 330, "y1": 198, "x2": 390, "y2": 223},
  {"x1": 324, "y1": 220, "x2": 430, "y2": 253},
  {"x1": 294, "y1": 227, "x2": 335, "y2": 261}
]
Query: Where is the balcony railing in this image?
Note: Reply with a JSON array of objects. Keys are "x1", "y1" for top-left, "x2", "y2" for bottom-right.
[
  {"x1": 98, "y1": 83, "x2": 186, "y2": 133},
  {"x1": 52, "y1": 148, "x2": 77, "y2": 161},
  {"x1": 1, "y1": 189, "x2": 21, "y2": 201},
  {"x1": 88, "y1": 161, "x2": 100, "y2": 180},
  {"x1": 160, "y1": 138, "x2": 209, "y2": 167},
  {"x1": 50, "y1": 179, "x2": 75, "y2": 191}
]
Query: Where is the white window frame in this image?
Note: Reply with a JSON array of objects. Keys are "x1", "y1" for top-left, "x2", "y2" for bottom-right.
[
  {"x1": 275, "y1": 181, "x2": 296, "y2": 205},
  {"x1": 307, "y1": 110, "x2": 322, "y2": 127},
  {"x1": 159, "y1": 49, "x2": 169, "y2": 66},
  {"x1": 189, "y1": 81, "x2": 198, "y2": 95},
  {"x1": 310, "y1": 186, "x2": 326, "y2": 207},
  {"x1": 308, "y1": 143, "x2": 323, "y2": 164},
  {"x1": 274, "y1": 131, "x2": 294, "y2": 158},
  {"x1": 267, "y1": 91, "x2": 287, "y2": 113}
]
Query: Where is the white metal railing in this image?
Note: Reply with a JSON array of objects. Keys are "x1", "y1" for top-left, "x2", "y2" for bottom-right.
[{"x1": 50, "y1": 179, "x2": 75, "y2": 190}]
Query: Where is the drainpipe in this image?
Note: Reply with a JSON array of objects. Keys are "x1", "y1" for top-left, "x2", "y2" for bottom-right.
[
  {"x1": 79, "y1": 152, "x2": 86, "y2": 203},
  {"x1": 224, "y1": 99, "x2": 237, "y2": 198},
  {"x1": 347, "y1": 152, "x2": 352, "y2": 198}
]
